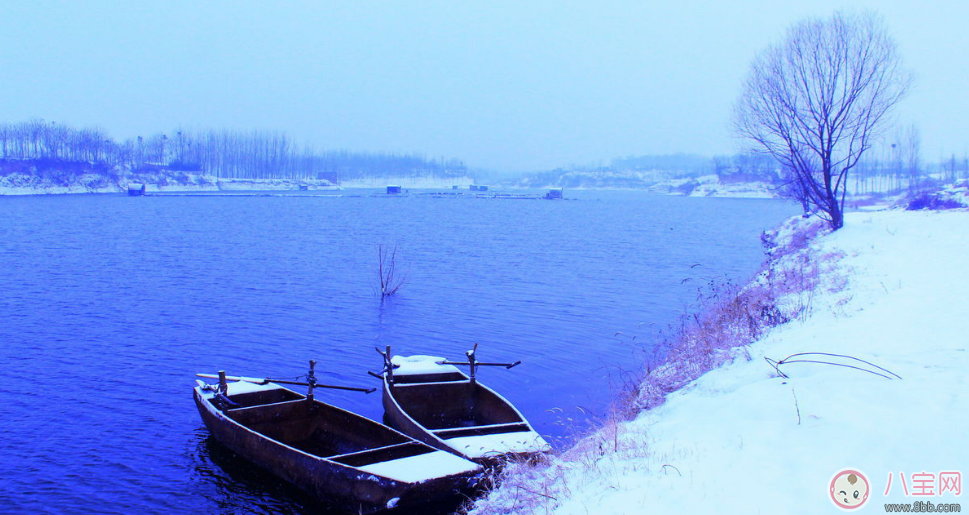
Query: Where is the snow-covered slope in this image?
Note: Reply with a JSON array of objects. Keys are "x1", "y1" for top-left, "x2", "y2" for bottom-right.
[{"x1": 470, "y1": 209, "x2": 969, "y2": 514}]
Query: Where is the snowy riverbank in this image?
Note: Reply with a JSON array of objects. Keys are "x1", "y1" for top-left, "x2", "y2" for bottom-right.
[
  {"x1": 0, "y1": 172, "x2": 341, "y2": 195},
  {"x1": 0, "y1": 171, "x2": 477, "y2": 195},
  {"x1": 469, "y1": 208, "x2": 969, "y2": 514},
  {"x1": 651, "y1": 174, "x2": 776, "y2": 198}
]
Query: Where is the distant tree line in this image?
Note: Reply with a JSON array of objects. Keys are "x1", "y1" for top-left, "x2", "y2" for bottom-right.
[
  {"x1": 514, "y1": 145, "x2": 966, "y2": 195},
  {"x1": 0, "y1": 119, "x2": 467, "y2": 182},
  {"x1": 610, "y1": 153, "x2": 712, "y2": 173},
  {"x1": 711, "y1": 153, "x2": 780, "y2": 183},
  {"x1": 512, "y1": 152, "x2": 784, "y2": 189}
]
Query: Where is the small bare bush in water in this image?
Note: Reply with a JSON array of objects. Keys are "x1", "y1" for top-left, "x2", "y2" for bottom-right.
[{"x1": 375, "y1": 243, "x2": 407, "y2": 298}]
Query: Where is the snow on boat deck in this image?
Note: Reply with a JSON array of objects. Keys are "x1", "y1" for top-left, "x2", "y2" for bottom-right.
[
  {"x1": 224, "y1": 380, "x2": 280, "y2": 396},
  {"x1": 357, "y1": 449, "x2": 481, "y2": 483},
  {"x1": 391, "y1": 355, "x2": 461, "y2": 375},
  {"x1": 444, "y1": 430, "x2": 551, "y2": 460}
]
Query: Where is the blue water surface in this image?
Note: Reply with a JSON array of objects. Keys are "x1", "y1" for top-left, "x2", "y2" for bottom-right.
[{"x1": 0, "y1": 189, "x2": 795, "y2": 514}]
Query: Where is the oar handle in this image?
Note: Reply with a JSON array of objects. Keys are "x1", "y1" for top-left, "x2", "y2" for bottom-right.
[
  {"x1": 197, "y1": 373, "x2": 267, "y2": 384},
  {"x1": 271, "y1": 378, "x2": 376, "y2": 394},
  {"x1": 196, "y1": 374, "x2": 375, "y2": 394},
  {"x1": 438, "y1": 360, "x2": 522, "y2": 369},
  {"x1": 320, "y1": 384, "x2": 376, "y2": 394}
]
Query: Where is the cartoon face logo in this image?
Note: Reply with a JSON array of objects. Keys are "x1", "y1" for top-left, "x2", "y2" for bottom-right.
[{"x1": 829, "y1": 469, "x2": 870, "y2": 510}]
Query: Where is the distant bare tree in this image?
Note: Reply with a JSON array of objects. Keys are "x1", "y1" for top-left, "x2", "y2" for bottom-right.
[
  {"x1": 897, "y1": 124, "x2": 922, "y2": 193},
  {"x1": 734, "y1": 11, "x2": 912, "y2": 229},
  {"x1": 712, "y1": 156, "x2": 731, "y2": 181},
  {"x1": 940, "y1": 154, "x2": 961, "y2": 184}
]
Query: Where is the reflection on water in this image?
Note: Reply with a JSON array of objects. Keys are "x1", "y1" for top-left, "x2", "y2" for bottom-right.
[{"x1": 190, "y1": 428, "x2": 340, "y2": 515}]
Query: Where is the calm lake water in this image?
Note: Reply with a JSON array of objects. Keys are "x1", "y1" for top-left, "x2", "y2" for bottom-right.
[{"x1": 0, "y1": 189, "x2": 795, "y2": 514}]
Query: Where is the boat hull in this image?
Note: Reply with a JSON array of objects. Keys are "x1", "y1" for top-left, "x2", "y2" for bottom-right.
[
  {"x1": 194, "y1": 385, "x2": 480, "y2": 513},
  {"x1": 382, "y1": 356, "x2": 551, "y2": 465}
]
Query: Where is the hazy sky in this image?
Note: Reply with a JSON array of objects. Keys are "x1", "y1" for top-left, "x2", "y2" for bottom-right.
[{"x1": 1, "y1": 1, "x2": 966, "y2": 171}]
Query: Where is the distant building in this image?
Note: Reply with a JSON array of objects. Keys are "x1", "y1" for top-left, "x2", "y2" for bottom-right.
[
  {"x1": 545, "y1": 188, "x2": 563, "y2": 199},
  {"x1": 127, "y1": 184, "x2": 146, "y2": 196},
  {"x1": 386, "y1": 185, "x2": 402, "y2": 194}
]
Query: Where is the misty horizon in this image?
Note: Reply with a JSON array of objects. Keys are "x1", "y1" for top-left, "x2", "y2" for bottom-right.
[{"x1": 1, "y1": 1, "x2": 966, "y2": 171}]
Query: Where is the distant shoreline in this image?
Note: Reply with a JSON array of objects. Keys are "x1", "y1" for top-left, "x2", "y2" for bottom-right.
[
  {"x1": 0, "y1": 174, "x2": 477, "y2": 196},
  {"x1": 0, "y1": 172, "x2": 782, "y2": 199}
]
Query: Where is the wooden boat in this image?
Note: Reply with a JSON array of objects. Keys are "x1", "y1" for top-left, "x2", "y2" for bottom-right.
[
  {"x1": 193, "y1": 363, "x2": 482, "y2": 514},
  {"x1": 377, "y1": 346, "x2": 551, "y2": 465}
]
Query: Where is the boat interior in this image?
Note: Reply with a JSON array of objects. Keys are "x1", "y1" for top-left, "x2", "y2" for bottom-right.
[
  {"x1": 219, "y1": 388, "x2": 434, "y2": 467},
  {"x1": 390, "y1": 380, "x2": 531, "y2": 438}
]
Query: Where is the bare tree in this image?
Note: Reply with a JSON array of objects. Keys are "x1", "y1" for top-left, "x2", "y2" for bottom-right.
[{"x1": 734, "y1": 11, "x2": 912, "y2": 229}]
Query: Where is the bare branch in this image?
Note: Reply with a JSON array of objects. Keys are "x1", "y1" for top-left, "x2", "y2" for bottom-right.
[{"x1": 376, "y1": 243, "x2": 407, "y2": 298}]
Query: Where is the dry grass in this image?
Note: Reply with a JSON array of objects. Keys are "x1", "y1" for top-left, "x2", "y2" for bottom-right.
[
  {"x1": 464, "y1": 216, "x2": 849, "y2": 515},
  {"x1": 634, "y1": 279, "x2": 772, "y2": 411},
  {"x1": 633, "y1": 216, "x2": 843, "y2": 412},
  {"x1": 458, "y1": 454, "x2": 566, "y2": 515}
]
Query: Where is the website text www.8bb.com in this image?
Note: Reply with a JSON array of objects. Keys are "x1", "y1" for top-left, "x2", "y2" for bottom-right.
[{"x1": 883, "y1": 501, "x2": 961, "y2": 512}]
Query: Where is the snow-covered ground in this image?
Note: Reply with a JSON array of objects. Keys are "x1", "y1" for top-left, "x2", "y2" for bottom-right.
[
  {"x1": 203, "y1": 177, "x2": 337, "y2": 192},
  {"x1": 338, "y1": 175, "x2": 474, "y2": 189},
  {"x1": 0, "y1": 172, "x2": 120, "y2": 195},
  {"x1": 651, "y1": 174, "x2": 777, "y2": 198},
  {"x1": 686, "y1": 174, "x2": 775, "y2": 198},
  {"x1": 470, "y1": 208, "x2": 969, "y2": 514}
]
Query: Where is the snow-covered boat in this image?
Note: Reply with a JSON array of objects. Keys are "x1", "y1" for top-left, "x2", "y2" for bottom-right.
[
  {"x1": 377, "y1": 347, "x2": 551, "y2": 465},
  {"x1": 193, "y1": 365, "x2": 482, "y2": 514}
]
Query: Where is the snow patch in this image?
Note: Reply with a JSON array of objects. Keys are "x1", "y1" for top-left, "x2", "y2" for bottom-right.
[
  {"x1": 338, "y1": 176, "x2": 473, "y2": 189},
  {"x1": 391, "y1": 355, "x2": 461, "y2": 376},
  {"x1": 444, "y1": 430, "x2": 551, "y2": 460},
  {"x1": 224, "y1": 380, "x2": 281, "y2": 396},
  {"x1": 357, "y1": 450, "x2": 480, "y2": 483}
]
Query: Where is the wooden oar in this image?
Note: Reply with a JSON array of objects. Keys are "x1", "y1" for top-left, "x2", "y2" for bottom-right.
[
  {"x1": 436, "y1": 343, "x2": 522, "y2": 384},
  {"x1": 196, "y1": 373, "x2": 376, "y2": 393},
  {"x1": 437, "y1": 360, "x2": 522, "y2": 369}
]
